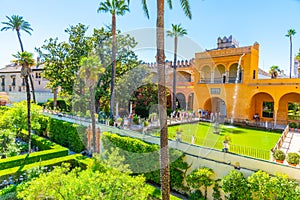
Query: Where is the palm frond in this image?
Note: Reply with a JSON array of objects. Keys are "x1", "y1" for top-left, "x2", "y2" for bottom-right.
[
  {"x1": 180, "y1": 0, "x2": 192, "y2": 19},
  {"x1": 141, "y1": 0, "x2": 149, "y2": 18}
]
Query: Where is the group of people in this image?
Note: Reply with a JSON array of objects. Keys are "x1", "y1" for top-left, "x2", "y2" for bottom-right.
[{"x1": 171, "y1": 110, "x2": 195, "y2": 122}]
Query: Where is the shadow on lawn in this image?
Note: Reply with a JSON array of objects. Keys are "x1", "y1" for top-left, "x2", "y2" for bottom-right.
[{"x1": 220, "y1": 128, "x2": 245, "y2": 134}]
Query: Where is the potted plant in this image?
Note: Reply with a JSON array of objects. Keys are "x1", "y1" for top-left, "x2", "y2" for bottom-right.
[
  {"x1": 273, "y1": 149, "x2": 286, "y2": 163},
  {"x1": 289, "y1": 122, "x2": 297, "y2": 131},
  {"x1": 286, "y1": 152, "x2": 300, "y2": 166}
]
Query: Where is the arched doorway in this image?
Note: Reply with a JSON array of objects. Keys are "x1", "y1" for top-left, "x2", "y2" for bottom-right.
[
  {"x1": 204, "y1": 97, "x2": 227, "y2": 116},
  {"x1": 278, "y1": 93, "x2": 300, "y2": 122},
  {"x1": 176, "y1": 93, "x2": 186, "y2": 110},
  {"x1": 250, "y1": 92, "x2": 274, "y2": 120}
]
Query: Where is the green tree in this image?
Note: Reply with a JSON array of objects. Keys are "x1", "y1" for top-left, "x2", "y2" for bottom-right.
[
  {"x1": 11, "y1": 52, "x2": 36, "y2": 153},
  {"x1": 98, "y1": 0, "x2": 130, "y2": 120},
  {"x1": 167, "y1": 24, "x2": 187, "y2": 111},
  {"x1": 221, "y1": 170, "x2": 251, "y2": 200},
  {"x1": 269, "y1": 173, "x2": 300, "y2": 199},
  {"x1": 247, "y1": 170, "x2": 273, "y2": 200},
  {"x1": 37, "y1": 23, "x2": 92, "y2": 99},
  {"x1": 187, "y1": 167, "x2": 214, "y2": 199},
  {"x1": 79, "y1": 53, "x2": 105, "y2": 152},
  {"x1": 286, "y1": 29, "x2": 296, "y2": 78},
  {"x1": 138, "y1": 1, "x2": 192, "y2": 199},
  {"x1": 1, "y1": 15, "x2": 36, "y2": 102},
  {"x1": 93, "y1": 27, "x2": 141, "y2": 115},
  {"x1": 17, "y1": 158, "x2": 148, "y2": 199},
  {"x1": 269, "y1": 65, "x2": 280, "y2": 78}
]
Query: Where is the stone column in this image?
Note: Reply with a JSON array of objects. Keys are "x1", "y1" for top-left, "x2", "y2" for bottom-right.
[
  {"x1": 130, "y1": 101, "x2": 133, "y2": 114},
  {"x1": 211, "y1": 71, "x2": 214, "y2": 83},
  {"x1": 116, "y1": 102, "x2": 119, "y2": 117}
]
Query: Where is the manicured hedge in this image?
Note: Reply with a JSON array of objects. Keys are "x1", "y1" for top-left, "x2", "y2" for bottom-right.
[
  {"x1": 0, "y1": 131, "x2": 68, "y2": 170},
  {"x1": 102, "y1": 132, "x2": 189, "y2": 193},
  {"x1": 47, "y1": 118, "x2": 87, "y2": 153},
  {"x1": 0, "y1": 154, "x2": 91, "y2": 183},
  {"x1": 0, "y1": 148, "x2": 68, "y2": 171}
]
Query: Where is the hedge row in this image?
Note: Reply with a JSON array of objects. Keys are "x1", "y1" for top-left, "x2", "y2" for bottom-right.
[
  {"x1": 32, "y1": 116, "x2": 87, "y2": 153},
  {"x1": 102, "y1": 132, "x2": 189, "y2": 193},
  {"x1": 0, "y1": 154, "x2": 91, "y2": 183},
  {"x1": 0, "y1": 132, "x2": 68, "y2": 170},
  {"x1": 47, "y1": 118, "x2": 86, "y2": 153}
]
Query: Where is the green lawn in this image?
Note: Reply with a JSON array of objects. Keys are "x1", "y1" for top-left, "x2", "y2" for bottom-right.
[{"x1": 153, "y1": 122, "x2": 281, "y2": 160}]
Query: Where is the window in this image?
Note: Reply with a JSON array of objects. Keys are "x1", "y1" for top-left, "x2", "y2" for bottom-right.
[
  {"x1": 1, "y1": 77, "x2": 4, "y2": 86},
  {"x1": 262, "y1": 102, "x2": 274, "y2": 118},
  {"x1": 253, "y1": 70, "x2": 256, "y2": 79},
  {"x1": 210, "y1": 88, "x2": 220, "y2": 95},
  {"x1": 36, "y1": 72, "x2": 41, "y2": 79},
  {"x1": 12, "y1": 77, "x2": 16, "y2": 86}
]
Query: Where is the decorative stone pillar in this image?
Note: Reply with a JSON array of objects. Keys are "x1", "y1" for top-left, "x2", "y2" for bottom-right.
[
  {"x1": 225, "y1": 70, "x2": 229, "y2": 83},
  {"x1": 211, "y1": 71, "x2": 214, "y2": 83}
]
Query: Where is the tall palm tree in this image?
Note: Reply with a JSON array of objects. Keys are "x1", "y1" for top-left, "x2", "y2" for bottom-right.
[
  {"x1": 139, "y1": 1, "x2": 191, "y2": 199},
  {"x1": 11, "y1": 51, "x2": 35, "y2": 153},
  {"x1": 167, "y1": 24, "x2": 187, "y2": 111},
  {"x1": 79, "y1": 53, "x2": 105, "y2": 153},
  {"x1": 98, "y1": 0, "x2": 129, "y2": 120},
  {"x1": 1, "y1": 15, "x2": 36, "y2": 103},
  {"x1": 285, "y1": 29, "x2": 296, "y2": 78},
  {"x1": 295, "y1": 52, "x2": 300, "y2": 78}
]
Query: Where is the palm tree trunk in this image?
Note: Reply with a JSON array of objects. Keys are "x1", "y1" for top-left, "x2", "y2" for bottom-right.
[
  {"x1": 172, "y1": 36, "x2": 178, "y2": 111},
  {"x1": 53, "y1": 88, "x2": 58, "y2": 110},
  {"x1": 24, "y1": 74, "x2": 31, "y2": 153},
  {"x1": 290, "y1": 36, "x2": 292, "y2": 78},
  {"x1": 90, "y1": 86, "x2": 97, "y2": 153},
  {"x1": 29, "y1": 75, "x2": 36, "y2": 103},
  {"x1": 17, "y1": 30, "x2": 24, "y2": 52},
  {"x1": 17, "y1": 30, "x2": 36, "y2": 103},
  {"x1": 110, "y1": 14, "x2": 117, "y2": 120},
  {"x1": 157, "y1": 1, "x2": 170, "y2": 199}
]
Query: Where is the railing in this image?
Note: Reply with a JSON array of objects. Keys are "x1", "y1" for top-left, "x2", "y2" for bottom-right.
[
  {"x1": 271, "y1": 125, "x2": 290, "y2": 154},
  {"x1": 173, "y1": 134, "x2": 270, "y2": 160}
]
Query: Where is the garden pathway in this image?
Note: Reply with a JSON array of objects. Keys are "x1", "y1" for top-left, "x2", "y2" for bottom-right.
[{"x1": 280, "y1": 131, "x2": 300, "y2": 154}]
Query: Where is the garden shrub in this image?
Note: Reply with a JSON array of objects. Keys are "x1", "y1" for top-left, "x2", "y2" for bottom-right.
[
  {"x1": 0, "y1": 154, "x2": 90, "y2": 185},
  {"x1": 48, "y1": 118, "x2": 86, "y2": 153},
  {"x1": 45, "y1": 98, "x2": 71, "y2": 112},
  {"x1": 102, "y1": 132, "x2": 189, "y2": 193}
]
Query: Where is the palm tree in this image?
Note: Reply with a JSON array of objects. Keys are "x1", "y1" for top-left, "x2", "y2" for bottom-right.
[
  {"x1": 139, "y1": 1, "x2": 191, "y2": 199},
  {"x1": 97, "y1": 0, "x2": 129, "y2": 120},
  {"x1": 295, "y1": 52, "x2": 300, "y2": 78},
  {"x1": 79, "y1": 53, "x2": 105, "y2": 153},
  {"x1": 167, "y1": 24, "x2": 187, "y2": 111},
  {"x1": 1, "y1": 15, "x2": 36, "y2": 103},
  {"x1": 285, "y1": 29, "x2": 296, "y2": 78},
  {"x1": 11, "y1": 51, "x2": 35, "y2": 153},
  {"x1": 269, "y1": 65, "x2": 280, "y2": 79}
]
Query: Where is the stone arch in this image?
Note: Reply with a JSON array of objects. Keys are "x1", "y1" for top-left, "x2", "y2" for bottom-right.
[
  {"x1": 250, "y1": 92, "x2": 274, "y2": 119},
  {"x1": 176, "y1": 93, "x2": 186, "y2": 110},
  {"x1": 203, "y1": 97, "x2": 227, "y2": 117},
  {"x1": 229, "y1": 63, "x2": 238, "y2": 83},
  {"x1": 177, "y1": 71, "x2": 192, "y2": 82},
  {"x1": 200, "y1": 65, "x2": 211, "y2": 83},
  {"x1": 278, "y1": 92, "x2": 300, "y2": 122},
  {"x1": 214, "y1": 64, "x2": 226, "y2": 83}
]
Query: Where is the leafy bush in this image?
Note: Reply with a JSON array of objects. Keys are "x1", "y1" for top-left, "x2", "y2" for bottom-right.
[
  {"x1": 45, "y1": 98, "x2": 71, "y2": 112},
  {"x1": 133, "y1": 114, "x2": 139, "y2": 124},
  {"x1": 102, "y1": 132, "x2": 189, "y2": 193},
  {"x1": 286, "y1": 152, "x2": 300, "y2": 165},
  {"x1": 48, "y1": 118, "x2": 86, "y2": 153},
  {"x1": 273, "y1": 149, "x2": 286, "y2": 161},
  {"x1": 289, "y1": 122, "x2": 297, "y2": 128}
]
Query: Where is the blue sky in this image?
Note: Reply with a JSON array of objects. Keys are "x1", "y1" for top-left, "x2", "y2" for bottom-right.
[{"x1": 0, "y1": 0, "x2": 300, "y2": 73}]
